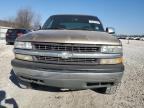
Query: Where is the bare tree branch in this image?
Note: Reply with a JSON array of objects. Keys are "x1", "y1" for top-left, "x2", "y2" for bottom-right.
[{"x1": 15, "y1": 8, "x2": 41, "y2": 29}]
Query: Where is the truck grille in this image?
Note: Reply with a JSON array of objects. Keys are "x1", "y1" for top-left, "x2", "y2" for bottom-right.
[
  {"x1": 34, "y1": 56, "x2": 99, "y2": 64},
  {"x1": 33, "y1": 42, "x2": 101, "y2": 65},
  {"x1": 33, "y1": 42, "x2": 100, "y2": 53}
]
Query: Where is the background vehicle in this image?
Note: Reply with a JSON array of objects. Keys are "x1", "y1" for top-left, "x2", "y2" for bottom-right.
[
  {"x1": 133, "y1": 37, "x2": 140, "y2": 40},
  {"x1": 6, "y1": 29, "x2": 31, "y2": 45},
  {"x1": 140, "y1": 37, "x2": 144, "y2": 41}
]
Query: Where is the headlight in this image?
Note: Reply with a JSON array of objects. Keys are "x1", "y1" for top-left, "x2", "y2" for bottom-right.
[
  {"x1": 101, "y1": 46, "x2": 122, "y2": 53},
  {"x1": 14, "y1": 41, "x2": 32, "y2": 49},
  {"x1": 100, "y1": 58, "x2": 123, "y2": 64},
  {"x1": 15, "y1": 54, "x2": 33, "y2": 61}
]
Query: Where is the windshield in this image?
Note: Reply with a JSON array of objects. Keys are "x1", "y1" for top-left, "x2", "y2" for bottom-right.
[{"x1": 42, "y1": 15, "x2": 104, "y2": 32}]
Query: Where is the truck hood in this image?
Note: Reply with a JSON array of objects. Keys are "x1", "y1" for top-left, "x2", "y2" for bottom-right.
[{"x1": 17, "y1": 30, "x2": 121, "y2": 45}]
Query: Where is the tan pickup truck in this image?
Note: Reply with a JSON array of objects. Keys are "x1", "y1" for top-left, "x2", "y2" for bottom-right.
[{"x1": 11, "y1": 15, "x2": 124, "y2": 94}]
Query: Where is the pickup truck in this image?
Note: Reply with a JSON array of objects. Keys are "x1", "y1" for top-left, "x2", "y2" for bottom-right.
[{"x1": 11, "y1": 14, "x2": 124, "y2": 94}]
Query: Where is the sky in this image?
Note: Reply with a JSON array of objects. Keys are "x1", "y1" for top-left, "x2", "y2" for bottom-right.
[{"x1": 0, "y1": 0, "x2": 144, "y2": 35}]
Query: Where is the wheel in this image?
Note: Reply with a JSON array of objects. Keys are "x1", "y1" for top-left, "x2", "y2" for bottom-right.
[
  {"x1": 105, "y1": 85, "x2": 118, "y2": 94},
  {"x1": 105, "y1": 82, "x2": 121, "y2": 94},
  {"x1": 6, "y1": 42, "x2": 9, "y2": 45},
  {"x1": 10, "y1": 42, "x2": 14, "y2": 45},
  {"x1": 92, "y1": 87, "x2": 107, "y2": 94},
  {"x1": 92, "y1": 82, "x2": 121, "y2": 94}
]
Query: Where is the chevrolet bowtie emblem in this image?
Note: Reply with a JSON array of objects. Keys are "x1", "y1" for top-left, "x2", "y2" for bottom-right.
[{"x1": 58, "y1": 52, "x2": 72, "y2": 59}]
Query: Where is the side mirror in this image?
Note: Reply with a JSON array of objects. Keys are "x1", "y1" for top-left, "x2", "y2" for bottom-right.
[
  {"x1": 106, "y1": 27, "x2": 115, "y2": 34},
  {"x1": 33, "y1": 25, "x2": 42, "y2": 31}
]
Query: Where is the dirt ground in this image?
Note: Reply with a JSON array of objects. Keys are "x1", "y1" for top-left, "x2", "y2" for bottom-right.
[{"x1": 0, "y1": 40, "x2": 144, "y2": 108}]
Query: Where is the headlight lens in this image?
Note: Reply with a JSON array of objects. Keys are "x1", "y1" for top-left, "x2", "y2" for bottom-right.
[
  {"x1": 14, "y1": 41, "x2": 32, "y2": 49},
  {"x1": 15, "y1": 54, "x2": 33, "y2": 61},
  {"x1": 101, "y1": 46, "x2": 122, "y2": 53},
  {"x1": 100, "y1": 58, "x2": 123, "y2": 64}
]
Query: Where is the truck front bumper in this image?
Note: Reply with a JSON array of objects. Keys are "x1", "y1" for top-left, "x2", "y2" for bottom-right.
[{"x1": 12, "y1": 59, "x2": 124, "y2": 89}]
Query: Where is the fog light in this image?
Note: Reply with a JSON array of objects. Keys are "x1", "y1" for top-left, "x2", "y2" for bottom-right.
[
  {"x1": 15, "y1": 54, "x2": 33, "y2": 61},
  {"x1": 100, "y1": 58, "x2": 123, "y2": 64}
]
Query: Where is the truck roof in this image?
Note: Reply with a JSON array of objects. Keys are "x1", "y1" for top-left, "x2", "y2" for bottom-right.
[{"x1": 50, "y1": 14, "x2": 99, "y2": 19}]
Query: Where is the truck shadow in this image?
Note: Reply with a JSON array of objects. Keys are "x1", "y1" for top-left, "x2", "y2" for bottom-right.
[
  {"x1": 0, "y1": 90, "x2": 18, "y2": 108},
  {"x1": 9, "y1": 70, "x2": 21, "y2": 88},
  {"x1": 9, "y1": 69, "x2": 78, "y2": 93}
]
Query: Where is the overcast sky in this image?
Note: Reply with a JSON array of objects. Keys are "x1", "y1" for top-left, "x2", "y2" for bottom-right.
[{"x1": 0, "y1": 0, "x2": 143, "y2": 35}]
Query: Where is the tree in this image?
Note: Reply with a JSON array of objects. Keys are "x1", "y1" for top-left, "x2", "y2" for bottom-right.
[
  {"x1": 6, "y1": 17, "x2": 17, "y2": 28},
  {"x1": 15, "y1": 8, "x2": 41, "y2": 29},
  {"x1": 32, "y1": 14, "x2": 42, "y2": 30}
]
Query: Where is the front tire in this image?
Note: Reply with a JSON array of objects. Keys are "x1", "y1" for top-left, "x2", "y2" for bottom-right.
[
  {"x1": 93, "y1": 83, "x2": 121, "y2": 94},
  {"x1": 105, "y1": 82, "x2": 121, "y2": 94},
  {"x1": 105, "y1": 85, "x2": 118, "y2": 94},
  {"x1": 6, "y1": 42, "x2": 10, "y2": 45}
]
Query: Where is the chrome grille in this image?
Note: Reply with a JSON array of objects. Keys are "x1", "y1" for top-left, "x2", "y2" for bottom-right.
[
  {"x1": 35, "y1": 56, "x2": 99, "y2": 64},
  {"x1": 33, "y1": 42, "x2": 101, "y2": 64},
  {"x1": 33, "y1": 42, "x2": 100, "y2": 53}
]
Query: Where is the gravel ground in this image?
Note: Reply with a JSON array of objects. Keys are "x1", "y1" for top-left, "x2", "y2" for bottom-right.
[{"x1": 0, "y1": 40, "x2": 144, "y2": 108}]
